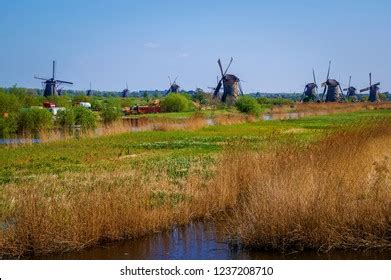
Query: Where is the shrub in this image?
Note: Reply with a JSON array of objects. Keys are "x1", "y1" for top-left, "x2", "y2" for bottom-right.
[
  {"x1": 235, "y1": 96, "x2": 261, "y2": 114},
  {"x1": 56, "y1": 109, "x2": 75, "y2": 129},
  {"x1": 46, "y1": 96, "x2": 72, "y2": 108},
  {"x1": 17, "y1": 108, "x2": 53, "y2": 133},
  {"x1": 91, "y1": 99, "x2": 104, "y2": 111},
  {"x1": 73, "y1": 107, "x2": 96, "y2": 131},
  {"x1": 0, "y1": 113, "x2": 18, "y2": 138},
  {"x1": 161, "y1": 93, "x2": 190, "y2": 112},
  {"x1": 257, "y1": 97, "x2": 294, "y2": 105},
  {"x1": 100, "y1": 104, "x2": 123, "y2": 123},
  {"x1": 0, "y1": 90, "x2": 22, "y2": 114}
]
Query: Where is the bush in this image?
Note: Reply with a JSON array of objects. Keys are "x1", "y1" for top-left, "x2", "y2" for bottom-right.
[
  {"x1": 91, "y1": 99, "x2": 104, "y2": 111},
  {"x1": 73, "y1": 107, "x2": 96, "y2": 131},
  {"x1": 56, "y1": 109, "x2": 75, "y2": 129},
  {"x1": 0, "y1": 114, "x2": 18, "y2": 138},
  {"x1": 46, "y1": 95, "x2": 72, "y2": 108},
  {"x1": 257, "y1": 97, "x2": 294, "y2": 105},
  {"x1": 100, "y1": 104, "x2": 123, "y2": 123},
  {"x1": 235, "y1": 96, "x2": 261, "y2": 114},
  {"x1": 17, "y1": 108, "x2": 53, "y2": 133},
  {"x1": 161, "y1": 93, "x2": 190, "y2": 112},
  {"x1": 0, "y1": 90, "x2": 22, "y2": 114}
]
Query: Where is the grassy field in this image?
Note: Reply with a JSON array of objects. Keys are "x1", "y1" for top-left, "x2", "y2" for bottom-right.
[{"x1": 0, "y1": 108, "x2": 390, "y2": 257}]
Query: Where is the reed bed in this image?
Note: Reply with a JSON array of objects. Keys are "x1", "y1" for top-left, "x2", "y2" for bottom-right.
[
  {"x1": 1, "y1": 113, "x2": 390, "y2": 257},
  {"x1": 0, "y1": 161, "x2": 240, "y2": 257},
  {"x1": 224, "y1": 120, "x2": 391, "y2": 252}
]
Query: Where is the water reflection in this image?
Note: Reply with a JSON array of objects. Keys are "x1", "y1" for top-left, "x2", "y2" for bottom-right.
[{"x1": 36, "y1": 222, "x2": 391, "y2": 260}]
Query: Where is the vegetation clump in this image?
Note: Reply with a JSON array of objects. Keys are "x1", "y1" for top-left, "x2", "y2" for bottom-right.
[
  {"x1": 161, "y1": 93, "x2": 193, "y2": 112},
  {"x1": 235, "y1": 96, "x2": 261, "y2": 114}
]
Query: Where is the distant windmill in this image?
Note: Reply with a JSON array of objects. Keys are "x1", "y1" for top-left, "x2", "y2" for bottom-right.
[
  {"x1": 302, "y1": 69, "x2": 319, "y2": 102},
  {"x1": 122, "y1": 83, "x2": 129, "y2": 98},
  {"x1": 86, "y1": 82, "x2": 93, "y2": 96},
  {"x1": 320, "y1": 61, "x2": 345, "y2": 102},
  {"x1": 343, "y1": 76, "x2": 358, "y2": 101},
  {"x1": 213, "y1": 57, "x2": 243, "y2": 102},
  {"x1": 166, "y1": 76, "x2": 181, "y2": 94},
  {"x1": 34, "y1": 60, "x2": 73, "y2": 97},
  {"x1": 360, "y1": 73, "x2": 380, "y2": 102}
]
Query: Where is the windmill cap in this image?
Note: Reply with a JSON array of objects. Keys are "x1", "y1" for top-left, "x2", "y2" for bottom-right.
[
  {"x1": 326, "y1": 79, "x2": 340, "y2": 86},
  {"x1": 224, "y1": 74, "x2": 240, "y2": 82}
]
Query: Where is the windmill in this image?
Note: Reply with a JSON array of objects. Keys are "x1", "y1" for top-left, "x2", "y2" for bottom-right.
[
  {"x1": 302, "y1": 69, "x2": 319, "y2": 102},
  {"x1": 320, "y1": 61, "x2": 345, "y2": 102},
  {"x1": 86, "y1": 82, "x2": 93, "y2": 96},
  {"x1": 122, "y1": 83, "x2": 129, "y2": 98},
  {"x1": 213, "y1": 57, "x2": 243, "y2": 103},
  {"x1": 166, "y1": 76, "x2": 181, "y2": 94},
  {"x1": 360, "y1": 73, "x2": 380, "y2": 102},
  {"x1": 343, "y1": 76, "x2": 358, "y2": 101},
  {"x1": 34, "y1": 60, "x2": 73, "y2": 97}
]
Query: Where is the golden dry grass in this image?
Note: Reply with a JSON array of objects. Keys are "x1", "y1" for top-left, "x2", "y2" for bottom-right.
[
  {"x1": 224, "y1": 120, "x2": 391, "y2": 252},
  {"x1": 0, "y1": 162, "x2": 240, "y2": 257}
]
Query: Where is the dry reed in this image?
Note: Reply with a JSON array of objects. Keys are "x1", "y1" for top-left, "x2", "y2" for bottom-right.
[{"x1": 222, "y1": 120, "x2": 391, "y2": 252}]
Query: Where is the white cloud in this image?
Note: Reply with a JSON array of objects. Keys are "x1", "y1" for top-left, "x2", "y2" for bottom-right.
[{"x1": 144, "y1": 42, "x2": 160, "y2": 49}]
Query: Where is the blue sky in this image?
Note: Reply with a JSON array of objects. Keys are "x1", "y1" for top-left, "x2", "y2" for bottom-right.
[{"x1": 0, "y1": 0, "x2": 390, "y2": 93}]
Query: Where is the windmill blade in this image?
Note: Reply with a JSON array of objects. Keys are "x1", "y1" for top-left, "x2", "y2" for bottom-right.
[
  {"x1": 338, "y1": 84, "x2": 346, "y2": 101},
  {"x1": 360, "y1": 87, "x2": 370, "y2": 93},
  {"x1": 369, "y1": 72, "x2": 372, "y2": 87},
  {"x1": 312, "y1": 68, "x2": 317, "y2": 85},
  {"x1": 224, "y1": 57, "x2": 233, "y2": 76},
  {"x1": 238, "y1": 81, "x2": 244, "y2": 95},
  {"x1": 315, "y1": 85, "x2": 320, "y2": 101},
  {"x1": 373, "y1": 82, "x2": 380, "y2": 87},
  {"x1": 321, "y1": 84, "x2": 327, "y2": 100},
  {"x1": 168, "y1": 76, "x2": 172, "y2": 86},
  {"x1": 34, "y1": 76, "x2": 49, "y2": 81},
  {"x1": 348, "y1": 75, "x2": 351, "y2": 89},
  {"x1": 173, "y1": 76, "x2": 178, "y2": 84},
  {"x1": 217, "y1": 59, "x2": 224, "y2": 78},
  {"x1": 213, "y1": 79, "x2": 223, "y2": 98},
  {"x1": 326, "y1": 60, "x2": 331, "y2": 80},
  {"x1": 52, "y1": 60, "x2": 56, "y2": 80},
  {"x1": 56, "y1": 80, "x2": 73, "y2": 85}
]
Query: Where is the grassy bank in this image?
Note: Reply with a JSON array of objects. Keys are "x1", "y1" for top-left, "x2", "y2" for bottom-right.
[{"x1": 0, "y1": 109, "x2": 390, "y2": 257}]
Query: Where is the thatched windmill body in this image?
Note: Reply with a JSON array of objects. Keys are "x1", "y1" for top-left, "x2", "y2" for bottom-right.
[
  {"x1": 34, "y1": 61, "x2": 73, "y2": 97},
  {"x1": 122, "y1": 83, "x2": 129, "y2": 98},
  {"x1": 213, "y1": 58, "x2": 243, "y2": 102},
  {"x1": 343, "y1": 76, "x2": 358, "y2": 101},
  {"x1": 86, "y1": 82, "x2": 93, "y2": 96},
  {"x1": 320, "y1": 61, "x2": 345, "y2": 102},
  {"x1": 360, "y1": 73, "x2": 380, "y2": 102},
  {"x1": 302, "y1": 69, "x2": 319, "y2": 101},
  {"x1": 166, "y1": 76, "x2": 181, "y2": 94}
]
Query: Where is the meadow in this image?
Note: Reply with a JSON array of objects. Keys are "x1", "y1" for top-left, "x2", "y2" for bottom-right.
[{"x1": 0, "y1": 108, "x2": 390, "y2": 257}]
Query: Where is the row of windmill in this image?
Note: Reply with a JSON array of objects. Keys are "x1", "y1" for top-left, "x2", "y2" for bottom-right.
[
  {"x1": 303, "y1": 61, "x2": 382, "y2": 102},
  {"x1": 34, "y1": 59, "x2": 243, "y2": 102},
  {"x1": 35, "y1": 60, "x2": 383, "y2": 103}
]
